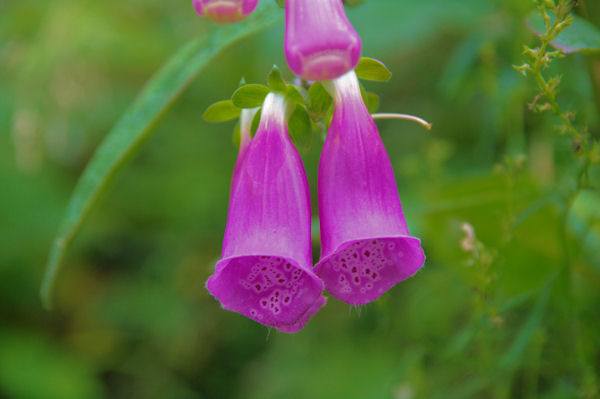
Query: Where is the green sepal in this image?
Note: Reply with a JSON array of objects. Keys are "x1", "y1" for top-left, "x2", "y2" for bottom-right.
[
  {"x1": 288, "y1": 105, "x2": 312, "y2": 150},
  {"x1": 232, "y1": 84, "x2": 271, "y2": 108},
  {"x1": 355, "y1": 57, "x2": 392, "y2": 82},
  {"x1": 286, "y1": 85, "x2": 308, "y2": 106},
  {"x1": 359, "y1": 82, "x2": 368, "y2": 105},
  {"x1": 311, "y1": 119, "x2": 327, "y2": 142},
  {"x1": 251, "y1": 107, "x2": 262, "y2": 136},
  {"x1": 308, "y1": 82, "x2": 333, "y2": 117},
  {"x1": 203, "y1": 100, "x2": 241, "y2": 122},
  {"x1": 267, "y1": 65, "x2": 287, "y2": 92},
  {"x1": 366, "y1": 92, "x2": 380, "y2": 113}
]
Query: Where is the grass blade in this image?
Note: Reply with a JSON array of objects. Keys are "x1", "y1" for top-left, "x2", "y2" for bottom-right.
[{"x1": 40, "y1": 4, "x2": 281, "y2": 308}]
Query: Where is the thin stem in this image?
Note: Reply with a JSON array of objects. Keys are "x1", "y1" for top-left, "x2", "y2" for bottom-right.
[{"x1": 371, "y1": 113, "x2": 432, "y2": 130}]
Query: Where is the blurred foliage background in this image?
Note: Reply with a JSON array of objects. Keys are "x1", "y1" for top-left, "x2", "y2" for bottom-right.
[{"x1": 1, "y1": 0, "x2": 599, "y2": 398}]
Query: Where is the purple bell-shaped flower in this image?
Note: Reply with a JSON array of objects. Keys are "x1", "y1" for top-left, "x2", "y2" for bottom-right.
[
  {"x1": 284, "y1": 0, "x2": 361, "y2": 81},
  {"x1": 192, "y1": 0, "x2": 258, "y2": 24},
  {"x1": 207, "y1": 93, "x2": 326, "y2": 333},
  {"x1": 314, "y1": 71, "x2": 426, "y2": 305}
]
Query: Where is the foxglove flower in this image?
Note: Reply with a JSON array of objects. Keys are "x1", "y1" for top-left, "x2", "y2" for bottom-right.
[
  {"x1": 284, "y1": 0, "x2": 361, "y2": 81},
  {"x1": 314, "y1": 71, "x2": 425, "y2": 305},
  {"x1": 207, "y1": 93, "x2": 326, "y2": 333},
  {"x1": 192, "y1": 0, "x2": 258, "y2": 24}
]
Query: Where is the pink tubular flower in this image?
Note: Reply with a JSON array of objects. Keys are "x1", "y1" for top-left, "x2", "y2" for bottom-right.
[
  {"x1": 206, "y1": 93, "x2": 326, "y2": 333},
  {"x1": 284, "y1": 0, "x2": 361, "y2": 81},
  {"x1": 192, "y1": 0, "x2": 258, "y2": 24},
  {"x1": 314, "y1": 71, "x2": 425, "y2": 306}
]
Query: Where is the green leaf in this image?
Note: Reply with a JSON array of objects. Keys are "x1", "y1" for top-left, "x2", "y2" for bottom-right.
[
  {"x1": 40, "y1": 3, "x2": 282, "y2": 308},
  {"x1": 288, "y1": 105, "x2": 312, "y2": 150},
  {"x1": 499, "y1": 273, "x2": 556, "y2": 370},
  {"x1": 527, "y1": 12, "x2": 600, "y2": 54},
  {"x1": 202, "y1": 100, "x2": 241, "y2": 122},
  {"x1": 355, "y1": 57, "x2": 392, "y2": 82},
  {"x1": 286, "y1": 84, "x2": 308, "y2": 106},
  {"x1": 267, "y1": 65, "x2": 287, "y2": 92},
  {"x1": 359, "y1": 82, "x2": 368, "y2": 105},
  {"x1": 232, "y1": 84, "x2": 271, "y2": 108},
  {"x1": 308, "y1": 82, "x2": 333, "y2": 117},
  {"x1": 275, "y1": 0, "x2": 285, "y2": 7}
]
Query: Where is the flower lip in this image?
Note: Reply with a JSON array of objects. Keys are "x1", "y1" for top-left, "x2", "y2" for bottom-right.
[
  {"x1": 207, "y1": 254, "x2": 325, "y2": 332},
  {"x1": 314, "y1": 236, "x2": 425, "y2": 306}
]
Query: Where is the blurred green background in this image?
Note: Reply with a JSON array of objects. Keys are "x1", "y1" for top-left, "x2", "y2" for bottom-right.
[{"x1": 1, "y1": 0, "x2": 599, "y2": 398}]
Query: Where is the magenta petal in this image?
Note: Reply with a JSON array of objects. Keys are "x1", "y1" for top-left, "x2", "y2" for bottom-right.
[
  {"x1": 192, "y1": 0, "x2": 258, "y2": 23},
  {"x1": 284, "y1": 0, "x2": 361, "y2": 81},
  {"x1": 207, "y1": 94, "x2": 325, "y2": 333},
  {"x1": 315, "y1": 237, "x2": 424, "y2": 305},
  {"x1": 207, "y1": 256, "x2": 325, "y2": 333},
  {"x1": 315, "y1": 72, "x2": 425, "y2": 305}
]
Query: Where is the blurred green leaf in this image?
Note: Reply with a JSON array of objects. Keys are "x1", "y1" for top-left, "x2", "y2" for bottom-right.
[
  {"x1": 203, "y1": 100, "x2": 241, "y2": 122},
  {"x1": 355, "y1": 57, "x2": 392, "y2": 82},
  {"x1": 267, "y1": 65, "x2": 287, "y2": 92},
  {"x1": 232, "y1": 84, "x2": 271, "y2": 108},
  {"x1": 40, "y1": 3, "x2": 282, "y2": 307},
  {"x1": 527, "y1": 12, "x2": 600, "y2": 54},
  {"x1": 0, "y1": 331, "x2": 103, "y2": 399},
  {"x1": 500, "y1": 273, "x2": 556, "y2": 370}
]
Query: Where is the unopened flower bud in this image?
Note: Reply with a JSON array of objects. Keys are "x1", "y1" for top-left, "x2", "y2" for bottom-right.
[
  {"x1": 193, "y1": 0, "x2": 258, "y2": 24},
  {"x1": 284, "y1": 0, "x2": 361, "y2": 81}
]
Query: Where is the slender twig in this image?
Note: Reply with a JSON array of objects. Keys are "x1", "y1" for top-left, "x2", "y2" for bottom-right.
[{"x1": 371, "y1": 113, "x2": 432, "y2": 130}]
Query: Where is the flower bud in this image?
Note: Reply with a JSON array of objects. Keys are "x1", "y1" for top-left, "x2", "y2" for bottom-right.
[
  {"x1": 192, "y1": 0, "x2": 258, "y2": 24},
  {"x1": 284, "y1": 0, "x2": 361, "y2": 81}
]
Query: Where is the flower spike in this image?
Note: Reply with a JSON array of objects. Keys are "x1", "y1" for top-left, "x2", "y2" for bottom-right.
[
  {"x1": 192, "y1": 0, "x2": 258, "y2": 24},
  {"x1": 315, "y1": 71, "x2": 426, "y2": 306},
  {"x1": 207, "y1": 93, "x2": 326, "y2": 333},
  {"x1": 284, "y1": 0, "x2": 361, "y2": 81}
]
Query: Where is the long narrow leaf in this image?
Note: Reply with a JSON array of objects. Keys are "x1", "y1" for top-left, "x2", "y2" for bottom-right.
[
  {"x1": 499, "y1": 273, "x2": 557, "y2": 370},
  {"x1": 40, "y1": 4, "x2": 282, "y2": 308}
]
